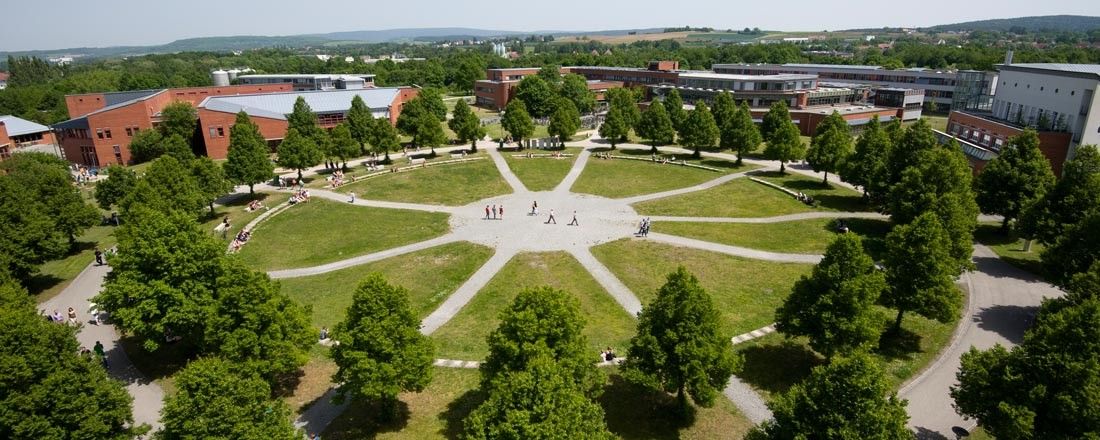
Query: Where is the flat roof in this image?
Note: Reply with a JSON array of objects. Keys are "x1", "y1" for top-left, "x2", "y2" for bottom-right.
[
  {"x1": 680, "y1": 72, "x2": 817, "y2": 81},
  {"x1": 0, "y1": 115, "x2": 52, "y2": 136},
  {"x1": 199, "y1": 87, "x2": 403, "y2": 120},
  {"x1": 238, "y1": 74, "x2": 376, "y2": 80},
  {"x1": 714, "y1": 63, "x2": 958, "y2": 76},
  {"x1": 997, "y1": 63, "x2": 1100, "y2": 79}
]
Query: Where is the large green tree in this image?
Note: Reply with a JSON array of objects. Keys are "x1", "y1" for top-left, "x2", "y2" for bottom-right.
[
  {"x1": 513, "y1": 75, "x2": 556, "y2": 118},
  {"x1": 548, "y1": 99, "x2": 580, "y2": 147},
  {"x1": 127, "y1": 128, "x2": 166, "y2": 164},
  {"x1": 841, "y1": 115, "x2": 891, "y2": 204},
  {"x1": 95, "y1": 206, "x2": 225, "y2": 351},
  {"x1": 1019, "y1": 145, "x2": 1100, "y2": 245},
  {"x1": 598, "y1": 107, "x2": 629, "y2": 149},
  {"x1": 560, "y1": 73, "x2": 596, "y2": 114},
  {"x1": 760, "y1": 100, "x2": 792, "y2": 143},
  {"x1": 1041, "y1": 211, "x2": 1100, "y2": 285},
  {"x1": 888, "y1": 145, "x2": 979, "y2": 271},
  {"x1": 190, "y1": 156, "x2": 233, "y2": 216},
  {"x1": 712, "y1": 91, "x2": 737, "y2": 147},
  {"x1": 763, "y1": 117, "x2": 805, "y2": 173},
  {"x1": 680, "y1": 100, "x2": 720, "y2": 159},
  {"x1": 952, "y1": 296, "x2": 1100, "y2": 440},
  {"x1": 206, "y1": 259, "x2": 314, "y2": 382},
  {"x1": 663, "y1": 89, "x2": 686, "y2": 133},
  {"x1": 417, "y1": 87, "x2": 448, "y2": 121},
  {"x1": 330, "y1": 274, "x2": 434, "y2": 417},
  {"x1": 481, "y1": 286, "x2": 602, "y2": 395},
  {"x1": 158, "y1": 101, "x2": 198, "y2": 143},
  {"x1": 775, "y1": 234, "x2": 886, "y2": 358},
  {"x1": 121, "y1": 155, "x2": 206, "y2": 217},
  {"x1": 346, "y1": 95, "x2": 374, "y2": 155},
  {"x1": 886, "y1": 118, "x2": 938, "y2": 190},
  {"x1": 607, "y1": 87, "x2": 640, "y2": 129},
  {"x1": 0, "y1": 281, "x2": 137, "y2": 440},
  {"x1": 501, "y1": 98, "x2": 535, "y2": 146},
  {"x1": 623, "y1": 267, "x2": 739, "y2": 418},
  {"x1": 286, "y1": 96, "x2": 325, "y2": 147},
  {"x1": 411, "y1": 112, "x2": 447, "y2": 154},
  {"x1": 95, "y1": 165, "x2": 137, "y2": 210},
  {"x1": 635, "y1": 100, "x2": 675, "y2": 153},
  {"x1": 881, "y1": 212, "x2": 962, "y2": 331},
  {"x1": 749, "y1": 353, "x2": 912, "y2": 440},
  {"x1": 0, "y1": 153, "x2": 98, "y2": 245},
  {"x1": 276, "y1": 128, "x2": 322, "y2": 181},
  {"x1": 328, "y1": 123, "x2": 360, "y2": 170},
  {"x1": 157, "y1": 358, "x2": 300, "y2": 440},
  {"x1": 370, "y1": 116, "x2": 401, "y2": 162},
  {"x1": 449, "y1": 99, "x2": 486, "y2": 151},
  {"x1": 976, "y1": 130, "x2": 1056, "y2": 232},
  {"x1": 727, "y1": 101, "x2": 763, "y2": 165},
  {"x1": 224, "y1": 111, "x2": 274, "y2": 197},
  {"x1": 464, "y1": 352, "x2": 614, "y2": 440},
  {"x1": 806, "y1": 110, "x2": 854, "y2": 184}
]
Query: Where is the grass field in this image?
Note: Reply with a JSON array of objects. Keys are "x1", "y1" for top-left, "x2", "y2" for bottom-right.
[
  {"x1": 198, "y1": 191, "x2": 291, "y2": 237},
  {"x1": 278, "y1": 241, "x2": 495, "y2": 329},
  {"x1": 755, "y1": 171, "x2": 867, "y2": 212},
  {"x1": 336, "y1": 159, "x2": 512, "y2": 206},
  {"x1": 571, "y1": 157, "x2": 747, "y2": 199},
  {"x1": 29, "y1": 225, "x2": 118, "y2": 302},
  {"x1": 633, "y1": 176, "x2": 818, "y2": 218},
  {"x1": 501, "y1": 150, "x2": 579, "y2": 191},
  {"x1": 599, "y1": 370, "x2": 754, "y2": 439},
  {"x1": 974, "y1": 223, "x2": 1046, "y2": 277},
  {"x1": 735, "y1": 302, "x2": 957, "y2": 400},
  {"x1": 592, "y1": 239, "x2": 812, "y2": 338},
  {"x1": 654, "y1": 217, "x2": 893, "y2": 257},
  {"x1": 431, "y1": 251, "x2": 637, "y2": 361},
  {"x1": 307, "y1": 152, "x2": 490, "y2": 190},
  {"x1": 237, "y1": 199, "x2": 450, "y2": 271}
]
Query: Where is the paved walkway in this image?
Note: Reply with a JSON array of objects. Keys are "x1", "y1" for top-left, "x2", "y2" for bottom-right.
[
  {"x1": 568, "y1": 247, "x2": 643, "y2": 316},
  {"x1": 310, "y1": 188, "x2": 458, "y2": 213},
  {"x1": 618, "y1": 168, "x2": 765, "y2": 204},
  {"x1": 39, "y1": 262, "x2": 165, "y2": 432},
  {"x1": 899, "y1": 245, "x2": 1062, "y2": 438},
  {"x1": 553, "y1": 148, "x2": 592, "y2": 193},
  {"x1": 487, "y1": 147, "x2": 529, "y2": 193},
  {"x1": 420, "y1": 250, "x2": 515, "y2": 335},
  {"x1": 647, "y1": 233, "x2": 823, "y2": 264},
  {"x1": 650, "y1": 211, "x2": 889, "y2": 224},
  {"x1": 268, "y1": 235, "x2": 461, "y2": 279}
]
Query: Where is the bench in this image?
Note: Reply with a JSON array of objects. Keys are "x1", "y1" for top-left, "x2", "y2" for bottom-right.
[
  {"x1": 409, "y1": 158, "x2": 426, "y2": 166},
  {"x1": 450, "y1": 152, "x2": 466, "y2": 158}
]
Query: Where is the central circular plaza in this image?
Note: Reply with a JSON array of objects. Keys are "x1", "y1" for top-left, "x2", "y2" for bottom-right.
[{"x1": 450, "y1": 190, "x2": 640, "y2": 252}]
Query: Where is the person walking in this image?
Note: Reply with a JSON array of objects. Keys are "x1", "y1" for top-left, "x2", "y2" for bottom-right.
[
  {"x1": 498, "y1": 205, "x2": 504, "y2": 220},
  {"x1": 348, "y1": 192, "x2": 356, "y2": 203},
  {"x1": 93, "y1": 341, "x2": 107, "y2": 368},
  {"x1": 546, "y1": 209, "x2": 557, "y2": 224},
  {"x1": 568, "y1": 210, "x2": 579, "y2": 226},
  {"x1": 531, "y1": 201, "x2": 538, "y2": 216},
  {"x1": 492, "y1": 204, "x2": 498, "y2": 220},
  {"x1": 485, "y1": 205, "x2": 490, "y2": 220},
  {"x1": 94, "y1": 247, "x2": 104, "y2": 266}
]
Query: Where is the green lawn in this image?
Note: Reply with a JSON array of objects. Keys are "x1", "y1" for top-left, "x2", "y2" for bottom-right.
[
  {"x1": 278, "y1": 241, "x2": 494, "y2": 329},
  {"x1": 321, "y1": 367, "x2": 482, "y2": 440},
  {"x1": 237, "y1": 199, "x2": 450, "y2": 271},
  {"x1": 571, "y1": 157, "x2": 747, "y2": 199},
  {"x1": 754, "y1": 171, "x2": 868, "y2": 212},
  {"x1": 29, "y1": 225, "x2": 118, "y2": 302},
  {"x1": 599, "y1": 371, "x2": 754, "y2": 440},
  {"x1": 307, "y1": 152, "x2": 489, "y2": 190},
  {"x1": 736, "y1": 302, "x2": 957, "y2": 400},
  {"x1": 655, "y1": 218, "x2": 893, "y2": 258},
  {"x1": 336, "y1": 159, "x2": 512, "y2": 206},
  {"x1": 501, "y1": 149, "x2": 580, "y2": 191},
  {"x1": 198, "y1": 191, "x2": 291, "y2": 238},
  {"x1": 591, "y1": 239, "x2": 812, "y2": 338},
  {"x1": 974, "y1": 223, "x2": 1046, "y2": 277},
  {"x1": 431, "y1": 251, "x2": 637, "y2": 361}
]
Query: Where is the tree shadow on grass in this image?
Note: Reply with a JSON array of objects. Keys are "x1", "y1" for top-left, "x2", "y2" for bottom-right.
[
  {"x1": 875, "y1": 325, "x2": 923, "y2": 360},
  {"x1": 25, "y1": 273, "x2": 65, "y2": 297},
  {"x1": 598, "y1": 375, "x2": 695, "y2": 440},
  {"x1": 823, "y1": 218, "x2": 893, "y2": 259},
  {"x1": 321, "y1": 399, "x2": 411, "y2": 440},
  {"x1": 439, "y1": 388, "x2": 487, "y2": 439},
  {"x1": 737, "y1": 341, "x2": 824, "y2": 396}
]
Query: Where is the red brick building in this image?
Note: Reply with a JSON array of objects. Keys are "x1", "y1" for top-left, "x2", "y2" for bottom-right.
[
  {"x1": 474, "y1": 65, "x2": 637, "y2": 110},
  {"x1": 1, "y1": 115, "x2": 58, "y2": 160},
  {"x1": 196, "y1": 87, "x2": 418, "y2": 159},
  {"x1": 943, "y1": 110, "x2": 1073, "y2": 175},
  {"x1": 55, "y1": 84, "x2": 293, "y2": 166}
]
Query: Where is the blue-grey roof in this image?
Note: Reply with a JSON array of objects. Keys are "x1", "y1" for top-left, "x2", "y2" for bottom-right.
[
  {"x1": 998, "y1": 63, "x2": 1100, "y2": 78},
  {"x1": 0, "y1": 115, "x2": 52, "y2": 136},
  {"x1": 103, "y1": 89, "x2": 162, "y2": 106},
  {"x1": 199, "y1": 88, "x2": 402, "y2": 120}
]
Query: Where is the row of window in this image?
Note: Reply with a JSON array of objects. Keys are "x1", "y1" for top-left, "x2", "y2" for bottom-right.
[
  {"x1": 208, "y1": 126, "x2": 226, "y2": 138},
  {"x1": 948, "y1": 122, "x2": 1006, "y2": 151},
  {"x1": 95, "y1": 126, "x2": 142, "y2": 140},
  {"x1": 1002, "y1": 81, "x2": 1077, "y2": 96}
]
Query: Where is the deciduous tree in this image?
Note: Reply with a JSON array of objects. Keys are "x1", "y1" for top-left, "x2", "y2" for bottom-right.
[
  {"x1": 607, "y1": 87, "x2": 640, "y2": 129},
  {"x1": 749, "y1": 353, "x2": 912, "y2": 440},
  {"x1": 763, "y1": 117, "x2": 805, "y2": 173},
  {"x1": 1019, "y1": 145, "x2": 1100, "y2": 245},
  {"x1": 636, "y1": 100, "x2": 675, "y2": 153},
  {"x1": 159, "y1": 101, "x2": 198, "y2": 142},
  {"x1": 95, "y1": 165, "x2": 137, "y2": 210},
  {"x1": 502, "y1": 99, "x2": 535, "y2": 146},
  {"x1": 841, "y1": 115, "x2": 891, "y2": 204},
  {"x1": 976, "y1": 130, "x2": 1057, "y2": 232},
  {"x1": 513, "y1": 75, "x2": 556, "y2": 118},
  {"x1": 127, "y1": 129, "x2": 165, "y2": 163},
  {"x1": 623, "y1": 267, "x2": 739, "y2": 418},
  {"x1": 1, "y1": 153, "x2": 98, "y2": 245},
  {"x1": 157, "y1": 358, "x2": 300, "y2": 440},
  {"x1": 761, "y1": 100, "x2": 792, "y2": 143},
  {"x1": 224, "y1": 112, "x2": 273, "y2": 197},
  {"x1": 881, "y1": 212, "x2": 962, "y2": 331},
  {"x1": 663, "y1": 89, "x2": 686, "y2": 133},
  {"x1": 548, "y1": 99, "x2": 580, "y2": 147},
  {"x1": 728, "y1": 101, "x2": 763, "y2": 165},
  {"x1": 806, "y1": 110, "x2": 854, "y2": 184},
  {"x1": 122, "y1": 155, "x2": 206, "y2": 217},
  {"x1": 712, "y1": 91, "x2": 736, "y2": 147},
  {"x1": 1042, "y1": 211, "x2": 1100, "y2": 285},
  {"x1": 448, "y1": 99, "x2": 486, "y2": 151},
  {"x1": 598, "y1": 107, "x2": 629, "y2": 149},
  {"x1": 276, "y1": 128, "x2": 322, "y2": 181},
  {"x1": 371, "y1": 116, "x2": 401, "y2": 162},
  {"x1": 775, "y1": 234, "x2": 886, "y2": 358},
  {"x1": 328, "y1": 123, "x2": 360, "y2": 170},
  {"x1": 680, "y1": 100, "x2": 719, "y2": 159},
  {"x1": 560, "y1": 73, "x2": 596, "y2": 114},
  {"x1": 886, "y1": 118, "x2": 938, "y2": 190},
  {"x1": 346, "y1": 95, "x2": 373, "y2": 155},
  {"x1": 330, "y1": 274, "x2": 434, "y2": 417},
  {"x1": 189, "y1": 156, "x2": 232, "y2": 215},
  {"x1": 0, "y1": 177, "x2": 68, "y2": 282},
  {"x1": 286, "y1": 96, "x2": 325, "y2": 147}
]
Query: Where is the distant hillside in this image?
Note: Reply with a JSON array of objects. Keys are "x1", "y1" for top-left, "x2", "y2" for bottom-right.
[
  {"x1": 928, "y1": 15, "x2": 1100, "y2": 32},
  {"x1": 315, "y1": 27, "x2": 525, "y2": 43}
]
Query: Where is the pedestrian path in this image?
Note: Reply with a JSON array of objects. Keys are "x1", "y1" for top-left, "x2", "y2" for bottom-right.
[
  {"x1": 420, "y1": 250, "x2": 515, "y2": 335},
  {"x1": 553, "y1": 148, "x2": 592, "y2": 193},
  {"x1": 647, "y1": 233, "x2": 823, "y2": 264},
  {"x1": 268, "y1": 234, "x2": 460, "y2": 279},
  {"x1": 309, "y1": 188, "x2": 458, "y2": 213},
  {"x1": 731, "y1": 324, "x2": 777, "y2": 345},
  {"x1": 487, "y1": 147, "x2": 529, "y2": 194},
  {"x1": 617, "y1": 168, "x2": 763, "y2": 205},
  {"x1": 568, "y1": 247, "x2": 643, "y2": 316},
  {"x1": 649, "y1": 211, "x2": 888, "y2": 224}
]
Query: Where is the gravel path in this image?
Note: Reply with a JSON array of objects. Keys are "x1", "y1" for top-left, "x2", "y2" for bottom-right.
[
  {"x1": 487, "y1": 147, "x2": 529, "y2": 193},
  {"x1": 617, "y1": 169, "x2": 763, "y2": 204},
  {"x1": 419, "y1": 250, "x2": 515, "y2": 335},
  {"x1": 647, "y1": 233, "x2": 823, "y2": 264},
  {"x1": 553, "y1": 148, "x2": 591, "y2": 193},
  {"x1": 568, "y1": 247, "x2": 643, "y2": 316},
  {"x1": 649, "y1": 211, "x2": 889, "y2": 224},
  {"x1": 267, "y1": 234, "x2": 461, "y2": 279},
  {"x1": 309, "y1": 188, "x2": 458, "y2": 213}
]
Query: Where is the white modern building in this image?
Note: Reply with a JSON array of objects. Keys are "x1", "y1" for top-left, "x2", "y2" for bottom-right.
[
  {"x1": 236, "y1": 74, "x2": 376, "y2": 91},
  {"x1": 987, "y1": 63, "x2": 1100, "y2": 148}
]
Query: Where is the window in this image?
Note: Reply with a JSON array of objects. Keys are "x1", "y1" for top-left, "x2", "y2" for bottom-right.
[
  {"x1": 125, "y1": 127, "x2": 133, "y2": 137},
  {"x1": 1040, "y1": 86, "x2": 1044, "y2": 91},
  {"x1": 1055, "y1": 89, "x2": 1059, "y2": 94},
  {"x1": 209, "y1": 127, "x2": 218, "y2": 138},
  {"x1": 216, "y1": 127, "x2": 225, "y2": 137},
  {"x1": 104, "y1": 129, "x2": 112, "y2": 139},
  {"x1": 1072, "y1": 91, "x2": 1076, "y2": 96},
  {"x1": 96, "y1": 129, "x2": 104, "y2": 139}
]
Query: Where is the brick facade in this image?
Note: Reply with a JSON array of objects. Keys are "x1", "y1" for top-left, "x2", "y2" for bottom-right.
[{"x1": 947, "y1": 111, "x2": 1073, "y2": 175}]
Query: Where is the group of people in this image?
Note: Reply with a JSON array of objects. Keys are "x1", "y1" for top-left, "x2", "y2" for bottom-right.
[
  {"x1": 277, "y1": 176, "x2": 304, "y2": 190},
  {"x1": 484, "y1": 204, "x2": 505, "y2": 220},
  {"x1": 73, "y1": 166, "x2": 98, "y2": 185},
  {"x1": 594, "y1": 152, "x2": 613, "y2": 159},
  {"x1": 229, "y1": 229, "x2": 252, "y2": 253},
  {"x1": 326, "y1": 170, "x2": 347, "y2": 188},
  {"x1": 599, "y1": 347, "x2": 617, "y2": 362},
  {"x1": 245, "y1": 199, "x2": 266, "y2": 212},
  {"x1": 79, "y1": 341, "x2": 108, "y2": 368},
  {"x1": 636, "y1": 218, "x2": 652, "y2": 237},
  {"x1": 289, "y1": 189, "x2": 311, "y2": 204},
  {"x1": 796, "y1": 192, "x2": 815, "y2": 206},
  {"x1": 45, "y1": 307, "x2": 80, "y2": 325}
]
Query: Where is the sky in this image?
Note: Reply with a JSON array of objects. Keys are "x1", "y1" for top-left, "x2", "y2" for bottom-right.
[{"x1": 2, "y1": 0, "x2": 1098, "y2": 52}]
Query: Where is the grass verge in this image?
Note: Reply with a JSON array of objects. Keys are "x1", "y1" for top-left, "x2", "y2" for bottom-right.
[
  {"x1": 974, "y1": 223, "x2": 1045, "y2": 277},
  {"x1": 501, "y1": 149, "x2": 579, "y2": 191},
  {"x1": 431, "y1": 251, "x2": 637, "y2": 361},
  {"x1": 29, "y1": 225, "x2": 118, "y2": 302},
  {"x1": 571, "y1": 157, "x2": 747, "y2": 199},
  {"x1": 336, "y1": 159, "x2": 511, "y2": 206},
  {"x1": 237, "y1": 199, "x2": 450, "y2": 271},
  {"x1": 655, "y1": 218, "x2": 892, "y2": 258}
]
